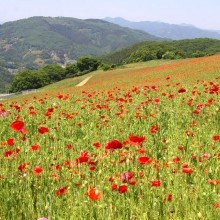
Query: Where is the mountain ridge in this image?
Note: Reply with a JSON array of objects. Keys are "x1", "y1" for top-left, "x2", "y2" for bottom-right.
[
  {"x1": 0, "y1": 16, "x2": 162, "y2": 70},
  {"x1": 104, "y1": 17, "x2": 220, "y2": 40}
]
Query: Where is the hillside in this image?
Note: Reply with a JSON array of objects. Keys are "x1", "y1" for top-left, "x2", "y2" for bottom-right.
[
  {"x1": 104, "y1": 17, "x2": 220, "y2": 40},
  {"x1": 101, "y1": 38, "x2": 220, "y2": 65},
  {"x1": 0, "y1": 16, "x2": 162, "y2": 70},
  {"x1": 0, "y1": 67, "x2": 14, "y2": 93}
]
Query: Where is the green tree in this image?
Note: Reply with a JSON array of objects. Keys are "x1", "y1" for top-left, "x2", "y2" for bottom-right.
[
  {"x1": 77, "y1": 56, "x2": 101, "y2": 73},
  {"x1": 65, "y1": 63, "x2": 79, "y2": 77},
  {"x1": 42, "y1": 64, "x2": 65, "y2": 83},
  {"x1": 101, "y1": 63, "x2": 111, "y2": 71},
  {"x1": 9, "y1": 70, "x2": 49, "y2": 92}
]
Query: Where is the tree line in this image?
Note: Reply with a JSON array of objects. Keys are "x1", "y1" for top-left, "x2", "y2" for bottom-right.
[
  {"x1": 9, "y1": 56, "x2": 114, "y2": 92},
  {"x1": 101, "y1": 38, "x2": 220, "y2": 65}
]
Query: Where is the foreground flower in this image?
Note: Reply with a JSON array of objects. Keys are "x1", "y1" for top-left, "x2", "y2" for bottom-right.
[
  {"x1": 209, "y1": 179, "x2": 220, "y2": 185},
  {"x1": 10, "y1": 120, "x2": 28, "y2": 134},
  {"x1": 105, "y1": 140, "x2": 122, "y2": 150},
  {"x1": 127, "y1": 135, "x2": 146, "y2": 146},
  {"x1": 10, "y1": 120, "x2": 24, "y2": 131},
  {"x1": 87, "y1": 188, "x2": 103, "y2": 201},
  {"x1": 118, "y1": 185, "x2": 127, "y2": 194},
  {"x1": 213, "y1": 135, "x2": 220, "y2": 141},
  {"x1": 38, "y1": 218, "x2": 48, "y2": 220},
  {"x1": 76, "y1": 151, "x2": 89, "y2": 163},
  {"x1": 151, "y1": 180, "x2": 161, "y2": 187},
  {"x1": 213, "y1": 202, "x2": 220, "y2": 208},
  {"x1": 182, "y1": 167, "x2": 194, "y2": 174},
  {"x1": 164, "y1": 194, "x2": 173, "y2": 202},
  {"x1": 7, "y1": 138, "x2": 14, "y2": 146},
  {"x1": 178, "y1": 88, "x2": 186, "y2": 93},
  {"x1": 151, "y1": 125, "x2": 159, "y2": 134},
  {"x1": 18, "y1": 163, "x2": 29, "y2": 171},
  {"x1": 38, "y1": 127, "x2": 49, "y2": 134},
  {"x1": 56, "y1": 187, "x2": 68, "y2": 196},
  {"x1": 30, "y1": 145, "x2": 40, "y2": 151},
  {"x1": 137, "y1": 156, "x2": 152, "y2": 164},
  {"x1": 33, "y1": 166, "x2": 43, "y2": 175}
]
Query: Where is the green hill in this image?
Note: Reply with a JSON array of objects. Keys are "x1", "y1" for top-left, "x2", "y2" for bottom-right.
[
  {"x1": 0, "y1": 16, "x2": 162, "y2": 70},
  {"x1": 101, "y1": 38, "x2": 220, "y2": 65},
  {"x1": 0, "y1": 67, "x2": 14, "y2": 93}
]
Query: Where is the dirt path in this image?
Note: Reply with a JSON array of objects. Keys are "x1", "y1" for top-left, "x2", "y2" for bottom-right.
[{"x1": 75, "y1": 76, "x2": 93, "y2": 87}]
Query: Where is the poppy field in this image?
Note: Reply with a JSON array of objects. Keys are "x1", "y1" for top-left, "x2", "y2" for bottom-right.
[{"x1": 0, "y1": 55, "x2": 220, "y2": 220}]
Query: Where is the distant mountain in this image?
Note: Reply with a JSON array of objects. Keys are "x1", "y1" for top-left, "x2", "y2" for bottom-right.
[
  {"x1": 104, "y1": 17, "x2": 220, "y2": 40},
  {"x1": 0, "y1": 16, "x2": 162, "y2": 70}
]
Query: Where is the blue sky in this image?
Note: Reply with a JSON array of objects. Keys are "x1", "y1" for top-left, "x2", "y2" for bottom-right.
[{"x1": 1, "y1": 0, "x2": 220, "y2": 30}]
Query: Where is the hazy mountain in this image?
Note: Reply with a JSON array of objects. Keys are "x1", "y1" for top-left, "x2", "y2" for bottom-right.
[
  {"x1": 0, "y1": 16, "x2": 162, "y2": 70},
  {"x1": 104, "y1": 17, "x2": 220, "y2": 40}
]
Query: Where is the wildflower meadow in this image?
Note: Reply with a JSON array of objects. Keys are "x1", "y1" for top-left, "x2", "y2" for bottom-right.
[{"x1": 0, "y1": 55, "x2": 220, "y2": 219}]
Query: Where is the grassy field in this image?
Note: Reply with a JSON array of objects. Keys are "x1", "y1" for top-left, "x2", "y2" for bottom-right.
[{"x1": 0, "y1": 55, "x2": 219, "y2": 219}]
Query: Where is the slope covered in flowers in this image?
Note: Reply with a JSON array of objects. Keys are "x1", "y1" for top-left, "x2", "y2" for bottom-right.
[{"x1": 0, "y1": 55, "x2": 220, "y2": 219}]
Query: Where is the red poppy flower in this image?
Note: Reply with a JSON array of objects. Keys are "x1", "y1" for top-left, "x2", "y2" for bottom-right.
[
  {"x1": 21, "y1": 128, "x2": 28, "y2": 134},
  {"x1": 87, "y1": 188, "x2": 103, "y2": 201},
  {"x1": 105, "y1": 140, "x2": 122, "y2": 150},
  {"x1": 209, "y1": 179, "x2": 220, "y2": 185},
  {"x1": 151, "y1": 125, "x2": 159, "y2": 134},
  {"x1": 213, "y1": 135, "x2": 220, "y2": 141},
  {"x1": 76, "y1": 152, "x2": 89, "y2": 164},
  {"x1": 51, "y1": 173, "x2": 59, "y2": 179},
  {"x1": 137, "y1": 156, "x2": 152, "y2": 164},
  {"x1": 10, "y1": 120, "x2": 25, "y2": 132},
  {"x1": 55, "y1": 164, "x2": 60, "y2": 171},
  {"x1": 89, "y1": 166, "x2": 96, "y2": 171},
  {"x1": 93, "y1": 142, "x2": 101, "y2": 148},
  {"x1": 213, "y1": 202, "x2": 220, "y2": 208},
  {"x1": 67, "y1": 144, "x2": 73, "y2": 150},
  {"x1": 33, "y1": 166, "x2": 43, "y2": 175},
  {"x1": 182, "y1": 167, "x2": 193, "y2": 174},
  {"x1": 3, "y1": 150, "x2": 14, "y2": 157},
  {"x1": 137, "y1": 149, "x2": 146, "y2": 154},
  {"x1": 18, "y1": 163, "x2": 29, "y2": 171},
  {"x1": 129, "y1": 135, "x2": 145, "y2": 143},
  {"x1": 30, "y1": 145, "x2": 40, "y2": 151},
  {"x1": 129, "y1": 179, "x2": 137, "y2": 185},
  {"x1": 178, "y1": 88, "x2": 186, "y2": 93},
  {"x1": 7, "y1": 138, "x2": 15, "y2": 146},
  {"x1": 164, "y1": 194, "x2": 173, "y2": 202},
  {"x1": 38, "y1": 127, "x2": 49, "y2": 134},
  {"x1": 151, "y1": 180, "x2": 161, "y2": 187},
  {"x1": 178, "y1": 146, "x2": 184, "y2": 151},
  {"x1": 112, "y1": 183, "x2": 117, "y2": 191},
  {"x1": 118, "y1": 185, "x2": 127, "y2": 194},
  {"x1": 56, "y1": 187, "x2": 68, "y2": 196}
]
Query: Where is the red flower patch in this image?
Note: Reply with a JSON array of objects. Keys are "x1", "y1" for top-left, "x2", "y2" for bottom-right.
[
  {"x1": 137, "y1": 156, "x2": 152, "y2": 164},
  {"x1": 87, "y1": 188, "x2": 103, "y2": 201},
  {"x1": 151, "y1": 180, "x2": 161, "y2": 187},
  {"x1": 38, "y1": 127, "x2": 49, "y2": 134},
  {"x1": 33, "y1": 166, "x2": 43, "y2": 175},
  {"x1": 118, "y1": 185, "x2": 127, "y2": 194},
  {"x1": 105, "y1": 140, "x2": 122, "y2": 150},
  {"x1": 10, "y1": 120, "x2": 27, "y2": 134}
]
